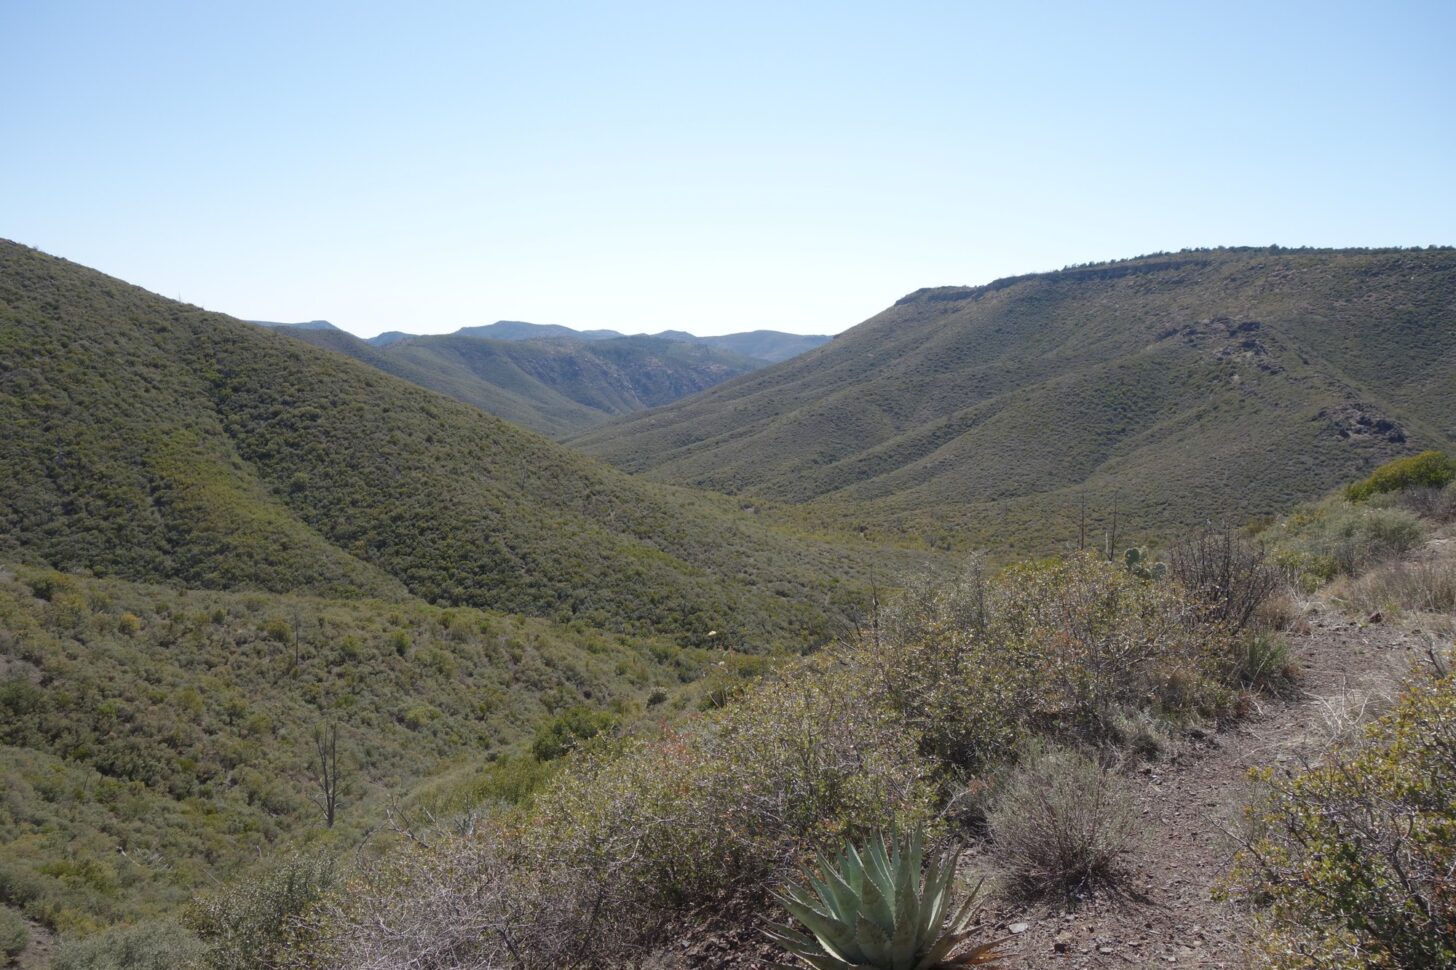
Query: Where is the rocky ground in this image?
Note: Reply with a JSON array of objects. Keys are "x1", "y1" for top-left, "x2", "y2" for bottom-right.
[{"x1": 985, "y1": 601, "x2": 1424, "y2": 968}]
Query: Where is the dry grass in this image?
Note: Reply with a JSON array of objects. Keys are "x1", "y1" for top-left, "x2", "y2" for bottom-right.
[
  {"x1": 986, "y1": 748, "x2": 1139, "y2": 899},
  {"x1": 1340, "y1": 558, "x2": 1456, "y2": 617}
]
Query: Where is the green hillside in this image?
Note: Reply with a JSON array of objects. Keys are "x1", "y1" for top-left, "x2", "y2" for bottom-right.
[
  {"x1": 283, "y1": 327, "x2": 762, "y2": 436},
  {"x1": 574, "y1": 248, "x2": 1456, "y2": 549},
  {"x1": 0, "y1": 565, "x2": 713, "y2": 934},
  {"x1": 0, "y1": 240, "x2": 894, "y2": 649}
]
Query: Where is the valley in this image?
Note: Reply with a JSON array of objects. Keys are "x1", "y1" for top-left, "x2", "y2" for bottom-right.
[{"x1": 2, "y1": 242, "x2": 1453, "y2": 970}]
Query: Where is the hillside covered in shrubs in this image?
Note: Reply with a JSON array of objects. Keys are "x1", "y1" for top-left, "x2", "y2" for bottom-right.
[
  {"x1": 143, "y1": 533, "x2": 1295, "y2": 967},
  {"x1": 38, "y1": 451, "x2": 1447, "y2": 970},
  {"x1": 0, "y1": 240, "x2": 900, "y2": 650},
  {"x1": 576, "y1": 248, "x2": 1456, "y2": 552},
  {"x1": 4, "y1": 237, "x2": 1454, "y2": 970}
]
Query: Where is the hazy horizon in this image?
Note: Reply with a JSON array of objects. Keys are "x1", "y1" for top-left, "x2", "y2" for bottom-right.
[{"x1": 4, "y1": 1, "x2": 1453, "y2": 339}]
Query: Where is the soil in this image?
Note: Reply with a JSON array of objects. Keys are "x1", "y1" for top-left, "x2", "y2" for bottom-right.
[{"x1": 13, "y1": 916, "x2": 55, "y2": 970}]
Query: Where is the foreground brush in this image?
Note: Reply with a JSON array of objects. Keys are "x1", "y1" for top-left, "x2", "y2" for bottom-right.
[{"x1": 765, "y1": 829, "x2": 1005, "y2": 969}]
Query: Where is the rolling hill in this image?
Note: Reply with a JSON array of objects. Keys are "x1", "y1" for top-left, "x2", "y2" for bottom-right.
[
  {"x1": 426, "y1": 319, "x2": 833, "y2": 363},
  {"x1": 0, "y1": 239, "x2": 902, "y2": 942},
  {"x1": 0, "y1": 239, "x2": 895, "y2": 649},
  {"x1": 573, "y1": 247, "x2": 1456, "y2": 549},
  {"x1": 277, "y1": 326, "x2": 765, "y2": 436}
]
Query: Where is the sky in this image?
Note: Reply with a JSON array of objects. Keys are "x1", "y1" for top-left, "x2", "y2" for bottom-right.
[{"x1": 3, "y1": 2, "x2": 1453, "y2": 339}]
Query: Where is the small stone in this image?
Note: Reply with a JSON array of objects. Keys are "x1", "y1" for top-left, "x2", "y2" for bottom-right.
[{"x1": 1009, "y1": 922, "x2": 1030, "y2": 934}]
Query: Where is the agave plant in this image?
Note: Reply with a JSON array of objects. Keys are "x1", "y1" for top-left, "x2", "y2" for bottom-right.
[{"x1": 766, "y1": 830, "x2": 1004, "y2": 969}]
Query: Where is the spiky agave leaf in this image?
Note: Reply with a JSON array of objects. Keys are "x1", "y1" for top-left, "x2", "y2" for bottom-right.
[{"x1": 767, "y1": 830, "x2": 1004, "y2": 970}]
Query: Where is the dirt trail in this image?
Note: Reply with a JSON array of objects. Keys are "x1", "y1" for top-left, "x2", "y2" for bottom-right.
[{"x1": 988, "y1": 603, "x2": 1427, "y2": 969}]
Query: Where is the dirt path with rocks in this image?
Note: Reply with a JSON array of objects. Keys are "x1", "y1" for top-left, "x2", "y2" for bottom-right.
[{"x1": 986, "y1": 602, "x2": 1427, "y2": 969}]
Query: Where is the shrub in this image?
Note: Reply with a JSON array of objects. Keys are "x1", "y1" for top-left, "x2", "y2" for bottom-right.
[
  {"x1": 876, "y1": 555, "x2": 1233, "y2": 759},
  {"x1": 401, "y1": 704, "x2": 440, "y2": 730},
  {"x1": 1226, "y1": 633, "x2": 1295, "y2": 694},
  {"x1": 1389, "y1": 482, "x2": 1456, "y2": 523},
  {"x1": 52, "y1": 919, "x2": 203, "y2": 970},
  {"x1": 185, "y1": 854, "x2": 336, "y2": 970},
  {"x1": 1346, "y1": 450, "x2": 1456, "y2": 502},
  {"x1": 767, "y1": 830, "x2": 1004, "y2": 969},
  {"x1": 871, "y1": 565, "x2": 1037, "y2": 772},
  {"x1": 987, "y1": 747, "x2": 1138, "y2": 899},
  {"x1": 116, "y1": 612, "x2": 142, "y2": 636},
  {"x1": 262, "y1": 616, "x2": 292, "y2": 644},
  {"x1": 1268, "y1": 501, "x2": 1425, "y2": 583},
  {"x1": 530, "y1": 664, "x2": 937, "y2": 914},
  {"x1": 0, "y1": 906, "x2": 27, "y2": 961},
  {"x1": 1168, "y1": 526, "x2": 1279, "y2": 633},
  {"x1": 1231, "y1": 663, "x2": 1456, "y2": 968},
  {"x1": 529, "y1": 705, "x2": 619, "y2": 761},
  {"x1": 311, "y1": 820, "x2": 599, "y2": 969},
  {"x1": 994, "y1": 555, "x2": 1230, "y2": 736}
]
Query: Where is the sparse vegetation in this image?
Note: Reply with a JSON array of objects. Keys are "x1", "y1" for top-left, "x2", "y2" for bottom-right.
[{"x1": 1342, "y1": 558, "x2": 1456, "y2": 617}]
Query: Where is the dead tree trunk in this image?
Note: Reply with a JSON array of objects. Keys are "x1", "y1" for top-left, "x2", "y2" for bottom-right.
[{"x1": 310, "y1": 722, "x2": 341, "y2": 828}]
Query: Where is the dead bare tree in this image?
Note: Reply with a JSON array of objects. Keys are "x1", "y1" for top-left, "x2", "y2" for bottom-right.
[{"x1": 310, "y1": 722, "x2": 341, "y2": 828}]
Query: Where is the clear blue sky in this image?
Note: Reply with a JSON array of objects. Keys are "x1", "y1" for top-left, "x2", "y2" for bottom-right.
[{"x1": 3, "y1": 1, "x2": 1453, "y2": 338}]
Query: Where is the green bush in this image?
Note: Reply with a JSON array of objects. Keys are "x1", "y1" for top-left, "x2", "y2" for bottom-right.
[
  {"x1": 1231, "y1": 663, "x2": 1456, "y2": 968},
  {"x1": 52, "y1": 920, "x2": 203, "y2": 970},
  {"x1": 1268, "y1": 500, "x2": 1425, "y2": 584},
  {"x1": 185, "y1": 854, "x2": 336, "y2": 970},
  {"x1": 0, "y1": 906, "x2": 28, "y2": 961},
  {"x1": 1346, "y1": 450, "x2": 1456, "y2": 502},
  {"x1": 529, "y1": 705, "x2": 620, "y2": 761},
  {"x1": 873, "y1": 555, "x2": 1234, "y2": 767}
]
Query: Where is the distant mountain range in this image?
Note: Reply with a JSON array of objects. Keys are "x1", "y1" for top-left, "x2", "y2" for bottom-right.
[
  {"x1": 251, "y1": 319, "x2": 832, "y2": 435},
  {"x1": 574, "y1": 247, "x2": 1456, "y2": 550},
  {"x1": 349, "y1": 320, "x2": 833, "y2": 363}
]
